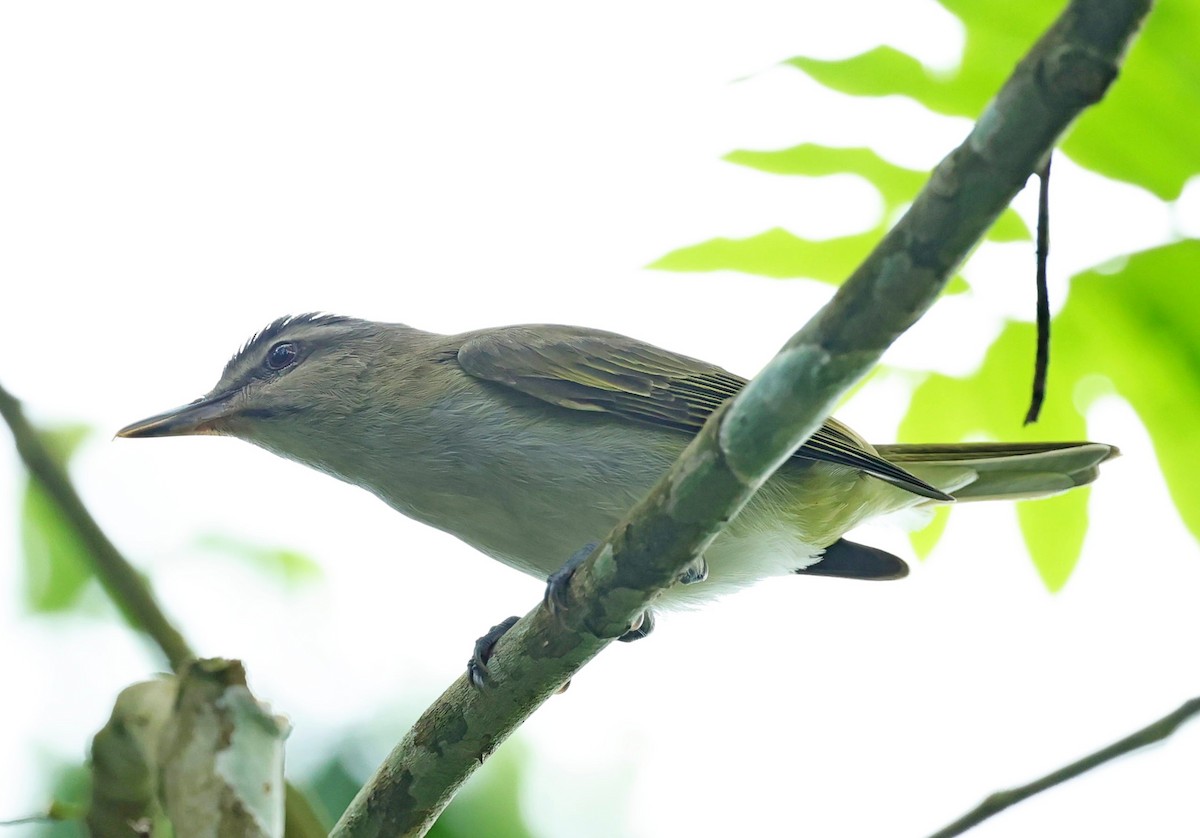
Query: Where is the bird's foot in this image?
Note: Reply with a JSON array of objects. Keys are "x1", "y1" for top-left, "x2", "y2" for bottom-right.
[
  {"x1": 544, "y1": 542, "x2": 597, "y2": 623},
  {"x1": 679, "y1": 555, "x2": 708, "y2": 585},
  {"x1": 468, "y1": 616, "x2": 519, "y2": 690},
  {"x1": 545, "y1": 543, "x2": 656, "y2": 644},
  {"x1": 618, "y1": 609, "x2": 655, "y2": 642}
]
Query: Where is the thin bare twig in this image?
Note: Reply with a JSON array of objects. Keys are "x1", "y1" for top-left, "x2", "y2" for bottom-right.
[{"x1": 929, "y1": 697, "x2": 1200, "y2": 838}]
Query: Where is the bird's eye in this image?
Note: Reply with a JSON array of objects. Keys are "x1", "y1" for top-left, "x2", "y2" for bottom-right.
[{"x1": 265, "y1": 342, "x2": 298, "y2": 371}]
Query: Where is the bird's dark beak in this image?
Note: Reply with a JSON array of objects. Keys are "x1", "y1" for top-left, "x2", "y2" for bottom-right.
[{"x1": 116, "y1": 393, "x2": 236, "y2": 439}]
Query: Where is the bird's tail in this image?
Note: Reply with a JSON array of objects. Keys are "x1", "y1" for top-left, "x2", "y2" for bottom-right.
[{"x1": 874, "y1": 441, "x2": 1119, "y2": 502}]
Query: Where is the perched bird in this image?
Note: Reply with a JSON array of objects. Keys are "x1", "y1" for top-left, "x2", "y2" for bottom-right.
[{"x1": 119, "y1": 314, "x2": 1116, "y2": 615}]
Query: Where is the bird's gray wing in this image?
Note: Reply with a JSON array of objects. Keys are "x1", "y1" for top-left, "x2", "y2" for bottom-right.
[{"x1": 456, "y1": 325, "x2": 950, "y2": 500}]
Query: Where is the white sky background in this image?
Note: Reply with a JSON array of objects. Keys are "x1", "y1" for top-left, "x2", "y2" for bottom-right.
[{"x1": 2, "y1": 2, "x2": 1199, "y2": 836}]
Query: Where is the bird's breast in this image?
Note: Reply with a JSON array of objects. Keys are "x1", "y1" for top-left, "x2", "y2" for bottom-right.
[{"x1": 328, "y1": 394, "x2": 684, "y2": 578}]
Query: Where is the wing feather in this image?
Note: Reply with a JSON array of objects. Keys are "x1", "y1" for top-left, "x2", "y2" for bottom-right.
[{"x1": 457, "y1": 326, "x2": 951, "y2": 500}]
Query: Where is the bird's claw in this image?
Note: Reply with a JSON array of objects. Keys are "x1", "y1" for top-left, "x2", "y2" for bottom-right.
[
  {"x1": 468, "y1": 616, "x2": 519, "y2": 690},
  {"x1": 679, "y1": 555, "x2": 708, "y2": 585},
  {"x1": 544, "y1": 542, "x2": 597, "y2": 623},
  {"x1": 618, "y1": 609, "x2": 655, "y2": 642},
  {"x1": 545, "y1": 543, "x2": 656, "y2": 644}
]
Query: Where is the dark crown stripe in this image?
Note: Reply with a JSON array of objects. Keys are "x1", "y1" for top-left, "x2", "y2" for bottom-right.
[{"x1": 227, "y1": 312, "x2": 349, "y2": 369}]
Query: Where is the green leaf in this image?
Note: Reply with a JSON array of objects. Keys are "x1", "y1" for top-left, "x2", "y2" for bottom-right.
[
  {"x1": 943, "y1": 274, "x2": 970, "y2": 295},
  {"x1": 1017, "y1": 490, "x2": 1089, "y2": 592},
  {"x1": 900, "y1": 240, "x2": 1200, "y2": 585},
  {"x1": 724, "y1": 144, "x2": 926, "y2": 208},
  {"x1": 787, "y1": 47, "x2": 986, "y2": 116},
  {"x1": 195, "y1": 533, "x2": 322, "y2": 588},
  {"x1": 20, "y1": 425, "x2": 95, "y2": 613},
  {"x1": 987, "y1": 207, "x2": 1030, "y2": 243},
  {"x1": 786, "y1": 2, "x2": 1200, "y2": 199},
  {"x1": 1050, "y1": 240, "x2": 1200, "y2": 540},
  {"x1": 650, "y1": 228, "x2": 878, "y2": 282},
  {"x1": 47, "y1": 761, "x2": 90, "y2": 819},
  {"x1": 723, "y1": 143, "x2": 1029, "y2": 245},
  {"x1": 38, "y1": 425, "x2": 91, "y2": 463},
  {"x1": 1044, "y1": 0, "x2": 1200, "y2": 199},
  {"x1": 660, "y1": 141, "x2": 1030, "y2": 286},
  {"x1": 901, "y1": 319, "x2": 1085, "y2": 444},
  {"x1": 302, "y1": 759, "x2": 356, "y2": 831},
  {"x1": 12, "y1": 758, "x2": 90, "y2": 835},
  {"x1": 900, "y1": 317, "x2": 1086, "y2": 585}
]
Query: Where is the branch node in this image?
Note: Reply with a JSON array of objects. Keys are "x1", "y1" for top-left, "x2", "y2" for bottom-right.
[{"x1": 1040, "y1": 44, "x2": 1118, "y2": 106}]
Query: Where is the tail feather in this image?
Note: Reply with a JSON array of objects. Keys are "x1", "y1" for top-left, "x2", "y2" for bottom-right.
[
  {"x1": 800, "y1": 538, "x2": 909, "y2": 580},
  {"x1": 874, "y1": 442, "x2": 1118, "y2": 502}
]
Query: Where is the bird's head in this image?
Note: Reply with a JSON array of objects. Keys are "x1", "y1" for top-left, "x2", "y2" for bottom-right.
[{"x1": 117, "y1": 313, "x2": 382, "y2": 446}]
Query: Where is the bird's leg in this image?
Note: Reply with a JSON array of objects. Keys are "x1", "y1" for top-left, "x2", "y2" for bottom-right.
[
  {"x1": 543, "y1": 542, "x2": 597, "y2": 622},
  {"x1": 618, "y1": 608, "x2": 655, "y2": 642},
  {"x1": 467, "y1": 615, "x2": 519, "y2": 690},
  {"x1": 678, "y1": 554, "x2": 708, "y2": 585}
]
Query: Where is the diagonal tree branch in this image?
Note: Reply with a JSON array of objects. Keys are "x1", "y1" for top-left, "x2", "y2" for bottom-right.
[
  {"x1": 928, "y1": 696, "x2": 1200, "y2": 838},
  {"x1": 332, "y1": 1, "x2": 1152, "y2": 835}
]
